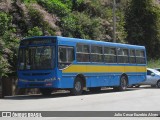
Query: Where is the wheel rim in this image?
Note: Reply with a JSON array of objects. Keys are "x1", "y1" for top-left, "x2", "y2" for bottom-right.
[
  {"x1": 75, "y1": 81, "x2": 81, "y2": 92},
  {"x1": 157, "y1": 82, "x2": 160, "y2": 88},
  {"x1": 121, "y1": 77, "x2": 127, "y2": 89}
]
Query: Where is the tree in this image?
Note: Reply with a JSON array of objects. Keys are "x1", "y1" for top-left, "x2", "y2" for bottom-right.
[
  {"x1": 27, "y1": 26, "x2": 43, "y2": 37},
  {"x1": 0, "y1": 12, "x2": 19, "y2": 77},
  {"x1": 0, "y1": 39, "x2": 9, "y2": 77},
  {"x1": 125, "y1": 0, "x2": 160, "y2": 58}
]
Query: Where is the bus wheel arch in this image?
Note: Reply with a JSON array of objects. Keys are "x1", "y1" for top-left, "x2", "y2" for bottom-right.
[
  {"x1": 120, "y1": 73, "x2": 128, "y2": 90},
  {"x1": 121, "y1": 73, "x2": 128, "y2": 84},
  {"x1": 113, "y1": 73, "x2": 128, "y2": 91},
  {"x1": 70, "y1": 74, "x2": 86, "y2": 95},
  {"x1": 75, "y1": 74, "x2": 86, "y2": 88}
]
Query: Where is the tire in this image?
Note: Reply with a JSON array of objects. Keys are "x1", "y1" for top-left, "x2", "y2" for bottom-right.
[
  {"x1": 70, "y1": 77, "x2": 83, "y2": 95},
  {"x1": 157, "y1": 80, "x2": 160, "y2": 88},
  {"x1": 89, "y1": 87, "x2": 101, "y2": 93},
  {"x1": 40, "y1": 88, "x2": 53, "y2": 95},
  {"x1": 113, "y1": 75, "x2": 128, "y2": 91}
]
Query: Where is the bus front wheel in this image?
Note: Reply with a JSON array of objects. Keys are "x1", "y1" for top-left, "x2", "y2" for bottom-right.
[
  {"x1": 70, "y1": 78, "x2": 83, "y2": 95},
  {"x1": 113, "y1": 75, "x2": 128, "y2": 91},
  {"x1": 40, "y1": 88, "x2": 53, "y2": 95}
]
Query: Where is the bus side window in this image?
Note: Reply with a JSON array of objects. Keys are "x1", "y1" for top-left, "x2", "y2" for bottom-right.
[
  {"x1": 136, "y1": 50, "x2": 146, "y2": 64},
  {"x1": 76, "y1": 44, "x2": 90, "y2": 62},
  {"x1": 104, "y1": 47, "x2": 117, "y2": 63},
  {"x1": 91, "y1": 45, "x2": 103, "y2": 62},
  {"x1": 117, "y1": 48, "x2": 129, "y2": 63},
  {"x1": 58, "y1": 46, "x2": 74, "y2": 69},
  {"x1": 59, "y1": 48, "x2": 67, "y2": 63},
  {"x1": 130, "y1": 49, "x2": 136, "y2": 64}
]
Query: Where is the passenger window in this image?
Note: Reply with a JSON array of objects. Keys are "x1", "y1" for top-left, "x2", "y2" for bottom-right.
[
  {"x1": 91, "y1": 45, "x2": 103, "y2": 62},
  {"x1": 58, "y1": 46, "x2": 74, "y2": 69},
  {"x1": 117, "y1": 48, "x2": 129, "y2": 63},
  {"x1": 76, "y1": 44, "x2": 90, "y2": 62},
  {"x1": 130, "y1": 49, "x2": 136, "y2": 64},
  {"x1": 136, "y1": 50, "x2": 146, "y2": 64},
  {"x1": 104, "y1": 47, "x2": 117, "y2": 63}
]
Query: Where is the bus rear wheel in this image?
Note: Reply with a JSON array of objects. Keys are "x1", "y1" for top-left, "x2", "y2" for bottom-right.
[
  {"x1": 40, "y1": 88, "x2": 53, "y2": 95},
  {"x1": 70, "y1": 77, "x2": 83, "y2": 95},
  {"x1": 113, "y1": 75, "x2": 128, "y2": 91},
  {"x1": 89, "y1": 87, "x2": 101, "y2": 93}
]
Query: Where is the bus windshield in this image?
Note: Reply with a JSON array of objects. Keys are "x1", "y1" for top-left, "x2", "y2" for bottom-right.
[{"x1": 18, "y1": 46, "x2": 54, "y2": 70}]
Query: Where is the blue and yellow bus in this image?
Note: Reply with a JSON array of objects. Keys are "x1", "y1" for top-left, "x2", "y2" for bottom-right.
[{"x1": 17, "y1": 36, "x2": 147, "y2": 95}]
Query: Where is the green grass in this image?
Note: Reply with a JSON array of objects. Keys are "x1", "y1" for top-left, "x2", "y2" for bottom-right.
[{"x1": 147, "y1": 59, "x2": 160, "y2": 68}]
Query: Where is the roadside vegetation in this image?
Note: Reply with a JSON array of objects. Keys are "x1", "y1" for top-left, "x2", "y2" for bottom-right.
[
  {"x1": 147, "y1": 59, "x2": 160, "y2": 68},
  {"x1": 0, "y1": 0, "x2": 160, "y2": 77}
]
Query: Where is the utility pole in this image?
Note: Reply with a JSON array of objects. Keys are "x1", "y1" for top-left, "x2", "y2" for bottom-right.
[{"x1": 113, "y1": 0, "x2": 116, "y2": 42}]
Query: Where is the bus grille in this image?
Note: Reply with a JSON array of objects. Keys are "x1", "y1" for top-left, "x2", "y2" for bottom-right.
[
  {"x1": 23, "y1": 73, "x2": 50, "y2": 76},
  {"x1": 28, "y1": 84, "x2": 43, "y2": 87}
]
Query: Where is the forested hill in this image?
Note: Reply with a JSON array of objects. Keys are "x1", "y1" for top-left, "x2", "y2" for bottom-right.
[
  {"x1": 0, "y1": 0, "x2": 128, "y2": 41},
  {"x1": 0, "y1": 0, "x2": 160, "y2": 77}
]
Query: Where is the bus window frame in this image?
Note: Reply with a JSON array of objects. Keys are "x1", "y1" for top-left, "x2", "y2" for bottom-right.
[
  {"x1": 129, "y1": 49, "x2": 136, "y2": 64},
  {"x1": 91, "y1": 45, "x2": 103, "y2": 63},
  {"x1": 104, "y1": 46, "x2": 117, "y2": 64},
  {"x1": 58, "y1": 46, "x2": 75, "y2": 69},
  {"x1": 76, "y1": 43, "x2": 90, "y2": 63},
  {"x1": 117, "y1": 48, "x2": 129, "y2": 64},
  {"x1": 135, "y1": 50, "x2": 146, "y2": 64}
]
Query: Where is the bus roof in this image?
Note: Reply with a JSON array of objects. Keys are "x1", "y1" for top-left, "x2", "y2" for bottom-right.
[{"x1": 22, "y1": 36, "x2": 145, "y2": 49}]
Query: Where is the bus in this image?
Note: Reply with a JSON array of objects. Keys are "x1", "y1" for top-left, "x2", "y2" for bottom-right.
[{"x1": 17, "y1": 36, "x2": 147, "y2": 95}]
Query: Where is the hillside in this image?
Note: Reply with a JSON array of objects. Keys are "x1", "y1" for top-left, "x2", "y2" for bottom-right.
[
  {"x1": 0, "y1": 0, "x2": 128, "y2": 40},
  {"x1": 1, "y1": 0, "x2": 160, "y2": 77},
  {"x1": 0, "y1": 0, "x2": 128, "y2": 76}
]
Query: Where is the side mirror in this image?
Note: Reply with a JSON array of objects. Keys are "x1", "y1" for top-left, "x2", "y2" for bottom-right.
[{"x1": 151, "y1": 73, "x2": 155, "y2": 76}]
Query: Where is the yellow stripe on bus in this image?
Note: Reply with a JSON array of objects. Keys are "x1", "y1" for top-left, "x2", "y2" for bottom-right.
[{"x1": 62, "y1": 65, "x2": 146, "y2": 73}]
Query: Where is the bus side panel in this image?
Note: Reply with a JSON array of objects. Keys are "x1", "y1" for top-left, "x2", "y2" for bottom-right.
[
  {"x1": 86, "y1": 73, "x2": 120, "y2": 87},
  {"x1": 136, "y1": 65, "x2": 147, "y2": 83},
  {"x1": 125, "y1": 65, "x2": 137, "y2": 85},
  {"x1": 127, "y1": 73, "x2": 138, "y2": 85},
  {"x1": 60, "y1": 76, "x2": 75, "y2": 88},
  {"x1": 108, "y1": 75, "x2": 120, "y2": 86}
]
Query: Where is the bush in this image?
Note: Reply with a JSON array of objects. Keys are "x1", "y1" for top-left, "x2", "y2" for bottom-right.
[
  {"x1": 147, "y1": 59, "x2": 160, "y2": 68},
  {"x1": 60, "y1": 12, "x2": 106, "y2": 40},
  {"x1": 28, "y1": 7, "x2": 44, "y2": 27},
  {"x1": 37, "y1": 0, "x2": 71, "y2": 17},
  {"x1": 0, "y1": 12, "x2": 19, "y2": 77},
  {"x1": 0, "y1": 12, "x2": 12, "y2": 36},
  {"x1": 28, "y1": 7, "x2": 55, "y2": 36},
  {"x1": 27, "y1": 26, "x2": 43, "y2": 37}
]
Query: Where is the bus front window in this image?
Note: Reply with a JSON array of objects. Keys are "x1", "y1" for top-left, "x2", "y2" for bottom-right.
[{"x1": 19, "y1": 46, "x2": 54, "y2": 70}]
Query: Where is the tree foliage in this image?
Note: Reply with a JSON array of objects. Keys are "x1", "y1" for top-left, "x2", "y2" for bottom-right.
[
  {"x1": 0, "y1": 12, "x2": 18, "y2": 77},
  {"x1": 125, "y1": 0, "x2": 160, "y2": 58},
  {"x1": 2, "y1": 0, "x2": 160, "y2": 77}
]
